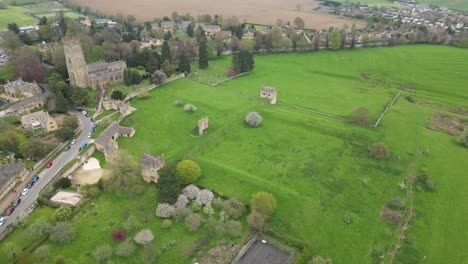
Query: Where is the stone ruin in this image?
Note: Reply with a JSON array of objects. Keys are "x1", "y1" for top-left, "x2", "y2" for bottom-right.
[
  {"x1": 198, "y1": 117, "x2": 209, "y2": 135},
  {"x1": 259, "y1": 86, "x2": 277, "y2": 104},
  {"x1": 141, "y1": 153, "x2": 165, "y2": 183}
]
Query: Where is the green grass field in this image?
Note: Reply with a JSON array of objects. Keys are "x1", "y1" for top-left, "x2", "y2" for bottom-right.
[
  {"x1": 31, "y1": 11, "x2": 84, "y2": 19},
  {"x1": 0, "y1": 6, "x2": 36, "y2": 29}
]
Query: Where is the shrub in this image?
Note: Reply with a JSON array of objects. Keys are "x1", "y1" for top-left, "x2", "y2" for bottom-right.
[
  {"x1": 111, "y1": 90, "x2": 125, "y2": 100},
  {"x1": 158, "y1": 160, "x2": 183, "y2": 204},
  {"x1": 417, "y1": 170, "x2": 429, "y2": 183},
  {"x1": 151, "y1": 70, "x2": 168, "y2": 85},
  {"x1": 54, "y1": 177, "x2": 72, "y2": 189},
  {"x1": 134, "y1": 229, "x2": 154, "y2": 245},
  {"x1": 175, "y1": 99, "x2": 184, "y2": 106},
  {"x1": 184, "y1": 104, "x2": 197, "y2": 112},
  {"x1": 250, "y1": 192, "x2": 277, "y2": 217},
  {"x1": 223, "y1": 198, "x2": 245, "y2": 219},
  {"x1": 368, "y1": 142, "x2": 390, "y2": 160},
  {"x1": 382, "y1": 209, "x2": 403, "y2": 224},
  {"x1": 245, "y1": 112, "x2": 262, "y2": 127},
  {"x1": 207, "y1": 217, "x2": 225, "y2": 237},
  {"x1": 112, "y1": 230, "x2": 127, "y2": 241},
  {"x1": 28, "y1": 218, "x2": 52, "y2": 241},
  {"x1": 310, "y1": 255, "x2": 333, "y2": 264},
  {"x1": 387, "y1": 196, "x2": 405, "y2": 210},
  {"x1": 55, "y1": 256, "x2": 65, "y2": 264},
  {"x1": 212, "y1": 197, "x2": 224, "y2": 209},
  {"x1": 94, "y1": 244, "x2": 112, "y2": 263},
  {"x1": 141, "y1": 244, "x2": 160, "y2": 263},
  {"x1": 122, "y1": 215, "x2": 141, "y2": 232},
  {"x1": 182, "y1": 184, "x2": 200, "y2": 199},
  {"x1": 203, "y1": 203, "x2": 215, "y2": 215},
  {"x1": 35, "y1": 245, "x2": 51, "y2": 261},
  {"x1": 176, "y1": 160, "x2": 202, "y2": 184},
  {"x1": 54, "y1": 205, "x2": 73, "y2": 222},
  {"x1": 80, "y1": 184, "x2": 99, "y2": 197},
  {"x1": 185, "y1": 213, "x2": 203, "y2": 232},
  {"x1": 173, "y1": 207, "x2": 192, "y2": 223},
  {"x1": 225, "y1": 220, "x2": 242, "y2": 237},
  {"x1": 115, "y1": 239, "x2": 136, "y2": 257},
  {"x1": 458, "y1": 127, "x2": 468, "y2": 147},
  {"x1": 161, "y1": 219, "x2": 173, "y2": 229},
  {"x1": 175, "y1": 194, "x2": 189, "y2": 208},
  {"x1": 352, "y1": 107, "x2": 372, "y2": 125},
  {"x1": 196, "y1": 189, "x2": 214, "y2": 205},
  {"x1": 247, "y1": 211, "x2": 266, "y2": 231},
  {"x1": 227, "y1": 68, "x2": 237, "y2": 77},
  {"x1": 405, "y1": 96, "x2": 415, "y2": 103},
  {"x1": 156, "y1": 203, "x2": 175, "y2": 218},
  {"x1": 50, "y1": 222, "x2": 75, "y2": 245}
]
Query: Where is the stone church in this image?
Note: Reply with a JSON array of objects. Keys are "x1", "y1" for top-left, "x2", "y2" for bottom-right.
[{"x1": 63, "y1": 37, "x2": 126, "y2": 90}]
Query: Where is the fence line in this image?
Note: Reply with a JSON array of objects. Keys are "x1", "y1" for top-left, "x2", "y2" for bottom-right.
[{"x1": 373, "y1": 92, "x2": 401, "y2": 128}]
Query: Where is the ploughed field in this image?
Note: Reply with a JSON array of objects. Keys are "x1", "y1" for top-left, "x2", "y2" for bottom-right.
[{"x1": 118, "y1": 46, "x2": 468, "y2": 263}]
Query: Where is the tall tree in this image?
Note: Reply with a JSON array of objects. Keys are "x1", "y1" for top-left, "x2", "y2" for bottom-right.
[
  {"x1": 178, "y1": 52, "x2": 191, "y2": 74},
  {"x1": 232, "y1": 49, "x2": 254, "y2": 73},
  {"x1": 313, "y1": 31, "x2": 320, "y2": 51},
  {"x1": 330, "y1": 29, "x2": 341, "y2": 50},
  {"x1": 7, "y1": 23, "x2": 19, "y2": 34},
  {"x1": 14, "y1": 46, "x2": 47, "y2": 82},
  {"x1": 161, "y1": 40, "x2": 172, "y2": 63},
  {"x1": 198, "y1": 41, "x2": 208, "y2": 69},
  {"x1": 186, "y1": 23, "x2": 194, "y2": 37},
  {"x1": 350, "y1": 24, "x2": 357, "y2": 48},
  {"x1": 293, "y1": 17, "x2": 305, "y2": 29}
]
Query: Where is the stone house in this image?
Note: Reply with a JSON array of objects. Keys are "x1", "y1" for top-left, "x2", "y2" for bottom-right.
[
  {"x1": 37, "y1": 42, "x2": 59, "y2": 53},
  {"x1": 140, "y1": 153, "x2": 165, "y2": 183},
  {"x1": 101, "y1": 97, "x2": 134, "y2": 118},
  {"x1": 4, "y1": 78, "x2": 42, "y2": 98},
  {"x1": 95, "y1": 122, "x2": 135, "y2": 159},
  {"x1": 0, "y1": 163, "x2": 28, "y2": 200},
  {"x1": 21, "y1": 110, "x2": 58, "y2": 132},
  {"x1": 259, "y1": 86, "x2": 277, "y2": 104},
  {"x1": 7, "y1": 95, "x2": 47, "y2": 115}
]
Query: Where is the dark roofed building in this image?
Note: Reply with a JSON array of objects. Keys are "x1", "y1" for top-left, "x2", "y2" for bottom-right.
[{"x1": 0, "y1": 163, "x2": 28, "y2": 200}]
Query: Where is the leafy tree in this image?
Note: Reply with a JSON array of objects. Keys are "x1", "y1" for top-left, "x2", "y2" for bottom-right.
[
  {"x1": 0, "y1": 30, "x2": 21, "y2": 50},
  {"x1": 350, "y1": 24, "x2": 357, "y2": 48},
  {"x1": 14, "y1": 46, "x2": 47, "y2": 82},
  {"x1": 71, "y1": 87, "x2": 89, "y2": 106},
  {"x1": 161, "y1": 40, "x2": 171, "y2": 62},
  {"x1": 145, "y1": 52, "x2": 161, "y2": 74},
  {"x1": 232, "y1": 50, "x2": 254, "y2": 73},
  {"x1": 94, "y1": 244, "x2": 113, "y2": 263},
  {"x1": 198, "y1": 41, "x2": 209, "y2": 69},
  {"x1": 115, "y1": 239, "x2": 136, "y2": 257},
  {"x1": 1, "y1": 129, "x2": 20, "y2": 153},
  {"x1": 55, "y1": 128, "x2": 75, "y2": 141},
  {"x1": 51, "y1": 87, "x2": 68, "y2": 113},
  {"x1": 3, "y1": 242, "x2": 20, "y2": 261},
  {"x1": 141, "y1": 244, "x2": 160, "y2": 263},
  {"x1": 178, "y1": 52, "x2": 191, "y2": 74},
  {"x1": 351, "y1": 107, "x2": 372, "y2": 125},
  {"x1": 151, "y1": 70, "x2": 167, "y2": 85},
  {"x1": 294, "y1": 17, "x2": 305, "y2": 29},
  {"x1": 195, "y1": 189, "x2": 214, "y2": 205},
  {"x1": 63, "y1": 115, "x2": 78, "y2": 130},
  {"x1": 156, "y1": 203, "x2": 176, "y2": 218},
  {"x1": 225, "y1": 220, "x2": 242, "y2": 237},
  {"x1": 176, "y1": 160, "x2": 202, "y2": 184},
  {"x1": 134, "y1": 229, "x2": 154, "y2": 245},
  {"x1": 247, "y1": 211, "x2": 265, "y2": 231},
  {"x1": 106, "y1": 152, "x2": 140, "y2": 191},
  {"x1": 330, "y1": 28, "x2": 341, "y2": 50},
  {"x1": 362, "y1": 33, "x2": 370, "y2": 47},
  {"x1": 368, "y1": 142, "x2": 390, "y2": 160},
  {"x1": 387, "y1": 196, "x2": 405, "y2": 210},
  {"x1": 111, "y1": 90, "x2": 125, "y2": 100},
  {"x1": 7, "y1": 23, "x2": 19, "y2": 34},
  {"x1": 161, "y1": 60, "x2": 176, "y2": 77},
  {"x1": 223, "y1": 198, "x2": 245, "y2": 219},
  {"x1": 50, "y1": 222, "x2": 75, "y2": 245},
  {"x1": 123, "y1": 215, "x2": 141, "y2": 232},
  {"x1": 158, "y1": 160, "x2": 183, "y2": 203},
  {"x1": 123, "y1": 69, "x2": 142, "y2": 86},
  {"x1": 185, "y1": 213, "x2": 203, "y2": 232},
  {"x1": 35, "y1": 245, "x2": 51, "y2": 261},
  {"x1": 250, "y1": 192, "x2": 277, "y2": 217},
  {"x1": 112, "y1": 230, "x2": 127, "y2": 241},
  {"x1": 186, "y1": 23, "x2": 194, "y2": 37},
  {"x1": 28, "y1": 218, "x2": 52, "y2": 241},
  {"x1": 54, "y1": 177, "x2": 72, "y2": 189},
  {"x1": 54, "y1": 206, "x2": 73, "y2": 222},
  {"x1": 161, "y1": 219, "x2": 173, "y2": 229},
  {"x1": 245, "y1": 112, "x2": 263, "y2": 127}
]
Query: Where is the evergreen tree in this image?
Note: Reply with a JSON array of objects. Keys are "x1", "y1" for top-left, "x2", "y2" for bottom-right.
[
  {"x1": 52, "y1": 87, "x2": 68, "y2": 113},
  {"x1": 186, "y1": 23, "x2": 194, "y2": 37},
  {"x1": 7, "y1": 23, "x2": 19, "y2": 34},
  {"x1": 198, "y1": 41, "x2": 209, "y2": 69},
  {"x1": 178, "y1": 52, "x2": 191, "y2": 74},
  {"x1": 330, "y1": 29, "x2": 341, "y2": 50},
  {"x1": 350, "y1": 24, "x2": 357, "y2": 48},
  {"x1": 158, "y1": 160, "x2": 183, "y2": 204},
  {"x1": 145, "y1": 52, "x2": 161, "y2": 74},
  {"x1": 232, "y1": 50, "x2": 254, "y2": 73},
  {"x1": 161, "y1": 41, "x2": 172, "y2": 63}
]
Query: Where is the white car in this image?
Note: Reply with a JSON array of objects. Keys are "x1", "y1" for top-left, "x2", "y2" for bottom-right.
[
  {"x1": 87, "y1": 132, "x2": 92, "y2": 138},
  {"x1": 0, "y1": 217, "x2": 6, "y2": 226},
  {"x1": 82, "y1": 110, "x2": 87, "y2": 115},
  {"x1": 21, "y1": 188, "x2": 29, "y2": 196},
  {"x1": 71, "y1": 139, "x2": 77, "y2": 145}
]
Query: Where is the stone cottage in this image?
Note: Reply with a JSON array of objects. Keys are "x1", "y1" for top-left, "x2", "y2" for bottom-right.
[
  {"x1": 95, "y1": 122, "x2": 135, "y2": 159},
  {"x1": 0, "y1": 163, "x2": 28, "y2": 200},
  {"x1": 4, "y1": 78, "x2": 42, "y2": 98},
  {"x1": 259, "y1": 86, "x2": 277, "y2": 104},
  {"x1": 140, "y1": 153, "x2": 165, "y2": 183},
  {"x1": 21, "y1": 110, "x2": 58, "y2": 132},
  {"x1": 6, "y1": 94, "x2": 46, "y2": 115}
]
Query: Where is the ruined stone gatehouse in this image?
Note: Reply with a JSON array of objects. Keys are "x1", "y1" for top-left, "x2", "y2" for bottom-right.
[
  {"x1": 259, "y1": 86, "x2": 277, "y2": 104},
  {"x1": 198, "y1": 117, "x2": 209, "y2": 135},
  {"x1": 141, "y1": 154, "x2": 165, "y2": 183},
  {"x1": 64, "y1": 37, "x2": 126, "y2": 90}
]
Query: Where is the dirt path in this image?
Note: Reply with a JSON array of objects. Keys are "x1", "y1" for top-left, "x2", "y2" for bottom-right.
[{"x1": 71, "y1": 157, "x2": 108, "y2": 185}]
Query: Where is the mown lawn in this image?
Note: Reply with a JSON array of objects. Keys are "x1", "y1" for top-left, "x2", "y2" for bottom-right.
[
  {"x1": 0, "y1": 6, "x2": 36, "y2": 29},
  {"x1": 189, "y1": 61, "x2": 229, "y2": 85}
]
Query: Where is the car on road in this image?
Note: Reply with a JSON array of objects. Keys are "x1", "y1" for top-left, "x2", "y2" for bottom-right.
[
  {"x1": 46, "y1": 162, "x2": 53, "y2": 168},
  {"x1": 32, "y1": 175, "x2": 40, "y2": 183},
  {"x1": 11, "y1": 198, "x2": 21, "y2": 207},
  {"x1": 71, "y1": 139, "x2": 77, "y2": 145},
  {"x1": 0, "y1": 216, "x2": 6, "y2": 226},
  {"x1": 21, "y1": 188, "x2": 29, "y2": 196},
  {"x1": 5, "y1": 207, "x2": 15, "y2": 216},
  {"x1": 64, "y1": 145, "x2": 71, "y2": 151},
  {"x1": 26, "y1": 181, "x2": 33, "y2": 189},
  {"x1": 87, "y1": 132, "x2": 92, "y2": 138},
  {"x1": 82, "y1": 110, "x2": 87, "y2": 115}
]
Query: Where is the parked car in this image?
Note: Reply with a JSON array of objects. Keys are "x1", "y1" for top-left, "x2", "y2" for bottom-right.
[
  {"x1": 46, "y1": 162, "x2": 53, "y2": 168},
  {"x1": 0, "y1": 216, "x2": 6, "y2": 226},
  {"x1": 11, "y1": 198, "x2": 21, "y2": 207},
  {"x1": 67, "y1": 174, "x2": 73, "y2": 180},
  {"x1": 87, "y1": 132, "x2": 92, "y2": 138},
  {"x1": 32, "y1": 175, "x2": 40, "y2": 183},
  {"x1": 5, "y1": 207, "x2": 15, "y2": 216},
  {"x1": 82, "y1": 110, "x2": 87, "y2": 115},
  {"x1": 71, "y1": 139, "x2": 77, "y2": 145},
  {"x1": 21, "y1": 188, "x2": 29, "y2": 196},
  {"x1": 26, "y1": 181, "x2": 33, "y2": 189},
  {"x1": 64, "y1": 145, "x2": 71, "y2": 151}
]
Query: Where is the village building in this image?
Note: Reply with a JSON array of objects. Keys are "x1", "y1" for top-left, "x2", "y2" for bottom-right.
[
  {"x1": 95, "y1": 122, "x2": 135, "y2": 159},
  {"x1": 37, "y1": 41, "x2": 59, "y2": 53},
  {"x1": 194, "y1": 23, "x2": 221, "y2": 36},
  {"x1": 140, "y1": 38, "x2": 163, "y2": 48},
  {"x1": 259, "y1": 86, "x2": 277, "y2": 104},
  {"x1": 21, "y1": 110, "x2": 58, "y2": 132},
  {"x1": 0, "y1": 163, "x2": 28, "y2": 200},
  {"x1": 76, "y1": 17, "x2": 91, "y2": 27},
  {"x1": 4, "y1": 78, "x2": 42, "y2": 99},
  {"x1": 140, "y1": 153, "x2": 165, "y2": 183},
  {"x1": 64, "y1": 37, "x2": 127, "y2": 90},
  {"x1": 7, "y1": 94, "x2": 47, "y2": 115},
  {"x1": 101, "y1": 97, "x2": 134, "y2": 118}
]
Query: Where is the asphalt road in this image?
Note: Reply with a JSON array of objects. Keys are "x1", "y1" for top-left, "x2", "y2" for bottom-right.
[{"x1": 0, "y1": 110, "x2": 94, "y2": 233}]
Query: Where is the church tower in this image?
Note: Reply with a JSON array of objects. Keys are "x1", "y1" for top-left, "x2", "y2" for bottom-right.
[{"x1": 63, "y1": 37, "x2": 88, "y2": 88}]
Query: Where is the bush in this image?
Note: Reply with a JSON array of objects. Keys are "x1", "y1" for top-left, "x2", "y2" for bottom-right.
[
  {"x1": 207, "y1": 217, "x2": 225, "y2": 237},
  {"x1": 80, "y1": 184, "x2": 99, "y2": 197},
  {"x1": 156, "y1": 203, "x2": 175, "y2": 218},
  {"x1": 247, "y1": 211, "x2": 265, "y2": 231},
  {"x1": 250, "y1": 192, "x2": 277, "y2": 217},
  {"x1": 54, "y1": 205, "x2": 73, "y2": 222},
  {"x1": 405, "y1": 96, "x2": 415, "y2": 103},
  {"x1": 161, "y1": 219, "x2": 173, "y2": 229},
  {"x1": 115, "y1": 239, "x2": 136, "y2": 257},
  {"x1": 245, "y1": 112, "x2": 262, "y2": 127},
  {"x1": 35, "y1": 245, "x2": 51, "y2": 261},
  {"x1": 55, "y1": 256, "x2": 65, "y2": 264},
  {"x1": 111, "y1": 90, "x2": 125, "y2": 100},
  {"x1": 387, "y1": 196, "x2": 405, "y2": 209},
  {"x1": 223, "y1": 198, "x2": 245, "y2": 219},
  {"x1": 151, "y1": 70, "x2": 168, "y2": 85},
  {"x1": 368, "y1": 142, "x2": 390, "y2": 160},
  {"x1": 382, "y1": 209, "x2": 403, "y2": 224},
  {"x1": 175, "y1": 99, "x2": 184, "y2": 106},
  {"x1": 195, "y1": 189, "x2": 214, "y2": 205},
  {"x1": 352, "y1": 107, "x2": 372, "y2": 125},
  {"x1": 176, "y1": 160, "x2": 202, "y2": 184},
  {"x1": 225, "y1": 220, "x2": 242, "y2": 237},
  {"x1": 185, "y1": 213, "x2": 203, "y2": 232},
  {"x1": 173, "y1": 207, "x2": 192, "y2": 223},
  {"x1": 203, "y1": 203, "x2": 215, "y2": 215},
  {"x1": 94, "y1": 244, "x2": 112, "y2": 263},
  {"x1": 141, "y1": 244, "x2": 160, "y2": 263},
  {"x1": 457, "y1": 127, "x2": 468, "y2": 147},
  {"x1": 55, "y1": 128, "x2": 75, "y2": 141},
  {"x1": 28, "y1": 218, "x2": 52, "y2": 241},
  {"x1": 134, "y1": 229, "x2": 154, "y2": 245},
  {"x1": 184, "y1": 103, "x2": 197, "y2": 112},
  {"x1": 182, "y1": 184, "x2": 200, "y2": 199},
  {"x1": 112, "y1": 230, "x2": 127, "y2": 241},
  {"x1": 54, "y1": 177, "x2": 72, "y2": 189},
  {"x1": 50, "y1": 222, "x2": 75, "y2": 245},
  {"x1": 175, "y1": 194, "x2": 189, "y2": 208},
  {"x1": 123, "y1": 215, "x2": 141, "y2": 232}
]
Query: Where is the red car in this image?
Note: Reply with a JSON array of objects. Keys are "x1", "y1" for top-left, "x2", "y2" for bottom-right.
[
  {"x1": 46, "y1": 162, "x2": 53, "y2": 168},
  {"x1": 5, "y1": 207, "x2": 15, "y2": 216}
]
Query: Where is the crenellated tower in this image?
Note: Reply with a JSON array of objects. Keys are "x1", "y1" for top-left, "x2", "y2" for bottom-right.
[{"x1": 63, "y1": 37, "x2": 88, "y2": 88}]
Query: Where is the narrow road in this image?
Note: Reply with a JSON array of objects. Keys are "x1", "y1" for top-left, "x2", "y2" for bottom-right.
[{"x1": 0, "y1": 110, "x2": 94, "y2": 234}]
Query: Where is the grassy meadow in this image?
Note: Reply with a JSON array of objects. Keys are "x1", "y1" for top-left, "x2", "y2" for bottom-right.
[{"x1": 0, "y1": 6, "x2": 36, "y2": 28}]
